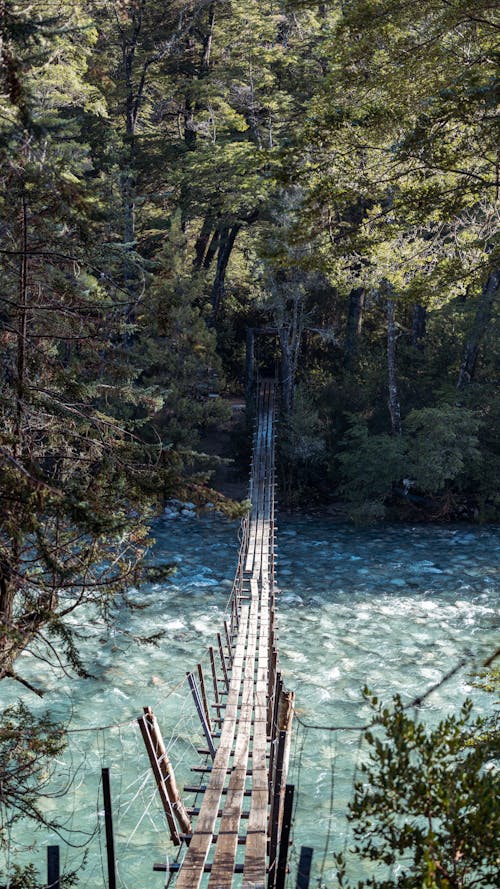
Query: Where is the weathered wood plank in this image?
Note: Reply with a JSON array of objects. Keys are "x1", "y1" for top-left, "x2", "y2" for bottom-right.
[
  {"x1": 175, "y1": 604, "x2": 250, "y2": 889},
  {"x1": 176, "y1": 381, "x2": 283, "y2": 889}
]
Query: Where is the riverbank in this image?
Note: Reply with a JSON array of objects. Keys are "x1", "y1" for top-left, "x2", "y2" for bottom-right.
[{"x1": 198, "y1": 399, "x2": 496, "y2": 524}]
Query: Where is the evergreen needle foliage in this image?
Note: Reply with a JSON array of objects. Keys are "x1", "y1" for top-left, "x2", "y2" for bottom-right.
[
  {"x1": 336, "y1": 691, "x2": 500, "y2": 889},
  {"x1": 0, "y1": 0, "x2": 498, "y2": 877}
]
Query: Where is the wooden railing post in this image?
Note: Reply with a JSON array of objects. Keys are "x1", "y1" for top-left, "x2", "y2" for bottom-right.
[
  {"x1": 138, "y1": 706, "x2": 191, "y2": 844},
  {"x1": 209, "y1": 644, "x2": 221, "y2": 707},
  {"x1": 296, "y1": 847, "x2": 314, "y2": 889},
  {"x1": 223, "y1": 620, "x2": 233, "y2": 664},
  {"x1": 102, "y1": 768, "x2": 117, "y2": 889},
  {"x1": 187, "y1": 672, "x2": 216, "y2": 760},
  {"x1": 197, "y1": 662, "x2": 212, "y2": 733},
  {"x1": 275, "y1": 785, "x2": 295, "y2": 889},
  {"x1": 268, "y1": 690, "x2": 294, "y2": 888},
  {"x1": 47, "y1": 846, "x2": 60, "y2": 889},
  {"x1": 217, "y1": 631, "x2": 230, "y2": 689}
]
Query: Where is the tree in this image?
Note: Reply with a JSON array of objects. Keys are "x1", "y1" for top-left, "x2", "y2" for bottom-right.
[
  {"x1": 0, "y1": 703, "x2": 66, "y2": 830},
  {"x1": 0, "y1": 0, "x2": 173, "y2": 690},
  {"x1": 336, "y1": 692, "x2": 499, "y2": 889}
]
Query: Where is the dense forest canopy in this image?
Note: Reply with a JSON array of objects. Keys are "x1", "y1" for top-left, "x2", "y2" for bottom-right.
[{"x1": 0, "y1": 0, "x2": 498, "y2": 883}]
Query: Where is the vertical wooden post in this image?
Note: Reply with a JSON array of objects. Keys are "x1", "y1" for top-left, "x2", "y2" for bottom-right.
[
  {"x1": 268, "y1": 673, "x2": 283, "y2": 788},
  {"x1": 101, "y1": 768, "x2": 117, "y2": 889},
  {"x1": 277, "y1": 691, "x2": 295, "y2": 812},
  {"x1": 223, "y1": 619, "x2": 233, "y2": 664},
  {"x1": 197, "y1": 662, "x2": 212, "y2": 733},
  {"x1": 217, "y1": 631, "x2": 230, "y2": 689},
  {"x1": 230, "y1": 594, "x2": 237, "y2": 636},
  {"x1": 268, "y1": 729, "x2": 287, "y2": 888},
  {"x1": 187, "y1": 672, "x2": 216, "y2": 760},
  {"x1": 267, "y1": 649, "x2": 278, "y2": 739},
  {"x1": 138, "y1": 707, "x2": 192, "y2": 843},
  {"x1": 47, "y1": 846, "x2": 60, "y2": 889},
  {"x1": 296, "y1": 847, "x2": 313, "y2": 889},
  {"x1": 269, "y1": 689, "x2": 295, "y2": 887},
  {"x1": 275, "y1": 785, "x2": 295, "y2": 889},
  {"x1": 209, "y1": 645, "x2": 220, "y2": 705}
]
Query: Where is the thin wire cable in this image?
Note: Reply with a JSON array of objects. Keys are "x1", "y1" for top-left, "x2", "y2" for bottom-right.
[
  {"x1": 291, "y1": 653, "x2": 485, "y2": 733},
  {"x1": 319, "y1": 731, "x2": 337, "y2": 887},
  {"x1": 343, "y1": 732, "x2": 364, "y2": 860}
]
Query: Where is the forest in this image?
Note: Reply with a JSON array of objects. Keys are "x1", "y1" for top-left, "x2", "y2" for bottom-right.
[{"x1": 0, "y1": 0, "x2": 499, "y2": 887}]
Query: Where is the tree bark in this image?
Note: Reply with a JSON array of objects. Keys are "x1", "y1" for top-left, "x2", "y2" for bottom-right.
[
  {"x1": 279, "y1": 296, "x2": 304, "y2": 414},
  {"x1": 245, "y1": 327, "x2": 255, "y2": 412},
  {"x1": 201, "y1": 3, "x2": 215, "y2": 71},
  {"x1": 343, "y1": 286, "x2": 365, "y2": 370},
  {"x1": 1, "y1": 190, "x2": 28, "y2": 674},
  {"x1": 387, "y1": 297, "x2": 402, "y2": 435},
  {"x1": 411, "y1": 304, "x2": 426, "y2": 351},
  {"x1": 119, "y1": 4, "x2": 148, "y2": 325},
  {"x1": 184, "y1": 93, "x2": 196, "y2": 148},
  {"x1": 203, "y1": 226, "x2": 220, "y2": 269},
  {"x1": 193, "y1": 215, "x2": 213, "y2": 268},
  {"x1": 457, "y1": 268, "x2": 499, "y2": 390},
  {"x1": 15, "y1": 187, "x2": 28, "y2": 450},
  {"x1": 211, "y1": 223, "x2": 241, "y2": 316}
]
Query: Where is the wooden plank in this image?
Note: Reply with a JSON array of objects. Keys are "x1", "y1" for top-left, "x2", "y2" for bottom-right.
[
  {"x1": 243, "y1": 427, "x2": 272, "y2": 889},
  {"x1": 177, "y1": 380, "x2": 282, "y2": 889},
  {"x1": 208, "y1": 600, "x2": 258, "y2": 886},
  {"x1": 175, "y1": 605, "x2": 250, "y2": 889},
  {"x1": 138, "y1": 710, "x2": 181, "y2": 845}
]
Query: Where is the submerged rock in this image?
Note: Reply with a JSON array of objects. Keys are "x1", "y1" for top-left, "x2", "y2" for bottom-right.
[{"x1": 149, "y1": 675, "x2": 163, "y2": 686}]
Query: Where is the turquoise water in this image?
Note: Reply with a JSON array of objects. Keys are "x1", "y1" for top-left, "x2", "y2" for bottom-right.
[{"x1": 0, "y1": 515, "x2": 498, "y2": 887}]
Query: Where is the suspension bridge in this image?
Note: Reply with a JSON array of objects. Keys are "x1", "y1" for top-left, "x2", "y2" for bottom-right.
[{"x1": 140, "y1": 380, "x2": 297, "y2": 888}]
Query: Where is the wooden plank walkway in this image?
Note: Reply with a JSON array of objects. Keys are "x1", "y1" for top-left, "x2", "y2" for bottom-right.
[{"x1": 173, "y1": 380, "x2": 290, "y2": 889}]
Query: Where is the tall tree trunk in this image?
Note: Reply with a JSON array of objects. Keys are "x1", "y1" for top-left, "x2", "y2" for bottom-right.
[
  {"x1": 411, "y1": 304, "x2": 426, "y2": 351},
  {"x1": 279, "y1": 297, "x2": 304, "y2": 414},
  {"x1": 245, "y1": 327, "x2": 255, "y2": 413},
  {"x1": 387, "y1": 297, "x2": 402, "y2": 435},
  {"x1": 1, "y1": 190, "x2": 28, "y2": 669},
  {"x1": 203, "y1": 226, "x2": 220, "y2": 269},
  {"x1": 457, "y1": 268, "x2": 499, "y2": 390},
  {"x1": 121, "y1": 165, "x2": 138, "y2": 325},
  {"x1": 184, "y1": 94, "x2": 196, "y2": 148},
  {"x1": 343, "y1": 286, "x2": 365, "y2": 370},
  {"x1": 15, "y1": 187, "x2": 28, "y2": 450},
  {"x1": 211, "y1": 223, "x2": 241, "y2": 317},
  {"x1": 193, "y1": 215, "x2": 213, "y2": 268},
  {"x1": 201, "y1": 3, "x2": 215, "y2": 71},
  {"x1": 119, "y1": 7, "x2": 147, "y2": 326}
]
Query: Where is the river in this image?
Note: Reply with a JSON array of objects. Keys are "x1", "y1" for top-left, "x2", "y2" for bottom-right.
[{"x1": 0, "y1": 514, "x2": 498, "y2": 888}]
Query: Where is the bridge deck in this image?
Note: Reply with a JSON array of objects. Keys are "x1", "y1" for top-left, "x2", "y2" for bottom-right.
[{"x1": 175, "y1": 381, "x2": 285, "y2": 889}]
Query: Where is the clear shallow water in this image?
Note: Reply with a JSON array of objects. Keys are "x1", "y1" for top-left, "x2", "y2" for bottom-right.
[{"x1": 0, "y1": 516, "x2": 498, "y2": 888}]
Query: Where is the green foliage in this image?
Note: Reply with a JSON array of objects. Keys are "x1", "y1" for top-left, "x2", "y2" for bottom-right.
[
  {"x1": 3, "y1": 862, "x2": 80, "y2": 888},
  {"x1": 0, "y1": 703, "x2": 65, "y2": 829},
  {"x1": 0, "y1": 0, "x2": 499, "y2": 873},
  {"x1": 279, "y1": 387, "x2": 327, "y2": 504},
  {"x1": 338, "y1": 420, "x2": 407, "y2": 520},
  {"x1": 336, "y1": 692, "x2": 500, "y2": 889},
  {"x1": 405, "y1": 406, "x2": 481, "y2": 494},
  {"x1": 337, "y1": 406, "x2": 484, "y2": 520}
]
